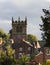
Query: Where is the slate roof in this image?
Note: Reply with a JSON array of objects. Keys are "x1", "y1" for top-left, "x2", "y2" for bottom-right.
[
  {"x1": 12, "y1": 42, "x2": 21, "y2": 49},
  {"x1": 12, "y1": 39, "x2": 33, "y2": 49},
  {"x1": 38, "y1": 40, "x2": 46, "y2": 47},
  {"x1": 22, "y1": 39, "x2": 33, "y2": 47}
]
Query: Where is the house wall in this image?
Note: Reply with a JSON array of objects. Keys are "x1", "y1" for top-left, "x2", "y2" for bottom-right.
[
  {"x1": 32, "y1": 47, "x2": 50, "y2": 64},
  {"x1": 13, "y1": 42, "x2": 33, "y2": 59}
]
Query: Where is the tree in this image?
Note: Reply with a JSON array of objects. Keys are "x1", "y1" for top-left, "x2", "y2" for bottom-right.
[
  {"x1": 0, "y1": 49, "x2": 6, "y2": 65},
  {"x1": 9, "y1": 29, "x2": 12, "y2": 38},
  {"x1": 0, "y1": 44, "x2": 17, "y2": 65},
  {"x1": 19, "y1": 54, "x2": 30, "y2": 65},
  {"x1": 0, "y1": 29, "x2": 4, "y2": 37},
  {"x1": 42, "y1": 60, "x2": 50, "y2": 65},
  {"x1": 27, "y1": 34, "x2": 38, "y2": 42},
  {"x1": 40, "y1": 9, "x2": 50, "y2": 47},
  {"x1": 0, "y1": 29, "x2": 10, "y2": 43},
  {"x1": 30, "y1": 52, "x2": 35, "y2": 61},
  {"x1": 2, "y1": 33, "x2": 10, "y2": 43},
  {"x1": 6, "y1": 44, "x2": 15, "y2": 58}
]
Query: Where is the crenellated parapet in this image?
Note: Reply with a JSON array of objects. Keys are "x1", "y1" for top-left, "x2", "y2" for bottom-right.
[{"x1": 12, "y1": 17, "x2": 27, "y2": 25}]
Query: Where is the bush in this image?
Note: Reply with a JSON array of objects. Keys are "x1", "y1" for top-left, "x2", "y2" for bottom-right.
[{"x1": 42, "y1": 60, "x2": 50, "y2": 65}]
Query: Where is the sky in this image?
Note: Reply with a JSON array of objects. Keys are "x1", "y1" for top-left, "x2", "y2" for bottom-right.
[{"x1": 0, "y1": 0, "x2": 50, "y2": 40}]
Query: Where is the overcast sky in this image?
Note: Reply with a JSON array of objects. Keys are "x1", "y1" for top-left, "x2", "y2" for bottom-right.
[{"x1": 0, "y1": 0, "x2": 50, "y2": 40}]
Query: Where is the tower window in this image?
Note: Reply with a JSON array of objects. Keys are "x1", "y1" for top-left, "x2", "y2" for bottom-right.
[
  {"x1": 20, "y1": 26, "x2": 22, "y2": 32},
  {"x1": 16, "y1": 26, "x2": 22, "y2": 33},
  {"x1": 16, "y1": 26, "x2": 19, "y2": 32}
]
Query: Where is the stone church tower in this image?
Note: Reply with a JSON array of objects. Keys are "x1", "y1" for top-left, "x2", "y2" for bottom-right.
[{"x1": 12, "y1": 17, "x2": 27, "y2": 43}]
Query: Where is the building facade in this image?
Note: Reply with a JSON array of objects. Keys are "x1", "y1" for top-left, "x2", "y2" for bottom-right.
[
  {"x1": 11, "y1": 17, "x2": 34, "y2": 59},
  {"x1": 12, "y1": 17, "x2": 27, "y2": 43}
]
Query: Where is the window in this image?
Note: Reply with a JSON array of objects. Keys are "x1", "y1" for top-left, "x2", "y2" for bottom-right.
[
  {"x1": 19, "y1": 53, "x2": 22, "y2": 56},
  {"x1": 20, "y1": 26, "x2": 22, "y2": 32},
  {"x1": 19, "y1": 53, "x2": 22, "y2": 58},
  {"x1": 27, "y1": 54, "x2": 30, "y2": 57},
  {"x1": 28, "y1": 47, "x2": 31, "y2": 51},
  {"x1": 46, "y1": 48, "x2": 50, "y2": 55},
  {"x1": 16, "y1": 26, "x2": 19, "y2": 32},
  {"x1": 16, "y1": 26, "x2": 22, "y2": 33},
  {"x1": 19, "y1": 47, "x2": 22, "y2": 51}
]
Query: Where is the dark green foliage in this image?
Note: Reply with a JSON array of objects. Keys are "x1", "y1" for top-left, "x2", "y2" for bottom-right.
[
  {"x1": 40, "y1": 9, "x2": 50, "y2": 47},
  {"x1": 9, "y1": 29, "x2": 12, "y2": 38},
  {"x1": 0, "y1": 44, "x2": 17, "y2": 65},
  {"x1": 30, "y1": 53, "x2": 35, "y2": 60},
  {"x1": 0, "y1": 57, "x2": 17, "y2": 65},
  {"x1": 0, "y1": 29, "x2": 5, "y2": 37},
  {"x1": 19, "y1": 54, "x2": 30, "y2": 65},
  {"x1": 0, "y1": 29, "x2": 10, "y2": 43}
]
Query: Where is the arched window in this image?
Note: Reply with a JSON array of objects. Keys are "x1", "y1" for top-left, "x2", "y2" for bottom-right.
[
  {"x1": 16, "y1": 26, "x2": 22, "y2": 33},
  {"x1": 20, "y1": 26, "x2": 22, "y2": 32},
  {"x1": 16, "y1": 26, "x2": 19, "y2": 32}
]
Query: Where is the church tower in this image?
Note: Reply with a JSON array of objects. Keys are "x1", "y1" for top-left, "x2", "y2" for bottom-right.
[{"x1": 12, "y1": 17, "x2": 27, "y2": 43}]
